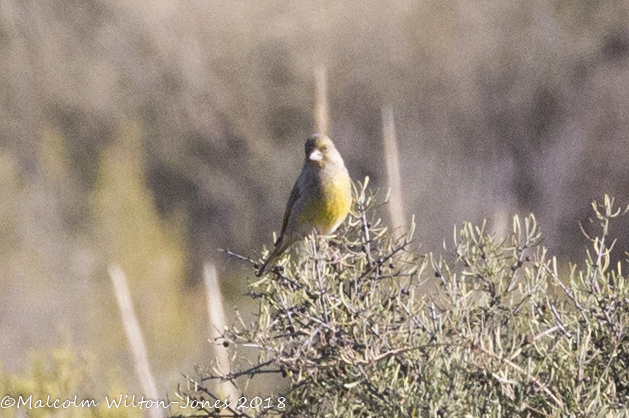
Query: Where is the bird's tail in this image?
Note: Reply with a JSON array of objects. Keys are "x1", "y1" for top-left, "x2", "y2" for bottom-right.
[{"x1": 257, "y1": 239, "x2": 291, "y2": 276}]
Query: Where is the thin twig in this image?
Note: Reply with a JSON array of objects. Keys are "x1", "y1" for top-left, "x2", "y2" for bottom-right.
[
  {"x1": 479, "y1": 346, "x2": 565, "y2": 410},
  {"x1": 358, "y1": 179, "x2": 374, "y2": 268},
  {"x1": 544, "y1": 263, "x2": 590, "y2": 325},
  {"x1": 219, "y1": 248, "x2": 257, "y2": 264},
  {"x1": 200, "y1": 360, "x2": 279, "y2": 382},
  {"x1": 549, "y1": 304, "x2": 572, "y2": 338}
]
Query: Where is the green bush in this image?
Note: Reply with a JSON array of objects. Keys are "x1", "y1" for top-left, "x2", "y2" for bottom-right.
[{"x1": 180, "y1": 185, "x2": 629, "y2": 417}]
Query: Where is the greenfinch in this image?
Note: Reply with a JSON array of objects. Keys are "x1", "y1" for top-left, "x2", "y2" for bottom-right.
[{"x1": 258, "y1": 134, "x2": 352, "y2": 275}]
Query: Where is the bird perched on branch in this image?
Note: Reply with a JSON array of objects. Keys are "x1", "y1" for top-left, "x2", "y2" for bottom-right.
[{"x1": 258, "y1": 134, "x2": 352, "y2": 275}]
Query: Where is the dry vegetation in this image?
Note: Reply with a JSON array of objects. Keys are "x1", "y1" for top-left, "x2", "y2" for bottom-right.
[
  {"x1": 0, "y1": 0, "x2": 629, "y2": 416},
  {"x1": 181, "y1": 191, "x2": 629, "y2": 417}
]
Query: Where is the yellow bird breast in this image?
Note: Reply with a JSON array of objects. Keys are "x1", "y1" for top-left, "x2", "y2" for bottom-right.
[{"x1": 298, "y1": 175, "x2": 351, "y2": 235}]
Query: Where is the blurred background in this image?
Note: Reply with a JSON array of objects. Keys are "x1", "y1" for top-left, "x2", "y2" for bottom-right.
[{"x1": 1, "y1": 0, "x2": 629, "y2": 399}]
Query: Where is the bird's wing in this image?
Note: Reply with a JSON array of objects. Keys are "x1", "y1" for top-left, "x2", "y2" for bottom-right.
[{"x1": 276, "y1": 180, "x2": 301, "y2": 245}]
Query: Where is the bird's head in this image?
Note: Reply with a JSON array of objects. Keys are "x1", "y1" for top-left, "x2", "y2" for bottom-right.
[{"x1": 304, "y1": 134, "x2": 344, "y2": 168}]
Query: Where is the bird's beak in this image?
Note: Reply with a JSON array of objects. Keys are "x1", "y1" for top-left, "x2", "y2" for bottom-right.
[{"x1": 309, "y1": 149, "x2": 323, "y2": 162}]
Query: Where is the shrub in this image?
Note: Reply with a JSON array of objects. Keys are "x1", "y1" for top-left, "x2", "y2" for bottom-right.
[{"x1": 179, "y1": 185, "x2": 629, "y2": 417}]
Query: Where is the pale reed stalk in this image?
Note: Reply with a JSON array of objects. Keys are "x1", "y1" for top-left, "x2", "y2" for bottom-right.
[
  {"x1": 314, "y1": 65, "x2": 329, "y2": 135},
  {"x1": 204, "y1": 263, "x2": 240, "y2": 403},
  {"x1": 381, "y1": 106, "x2": 405, "y2": 234},
  {"x1": 108, "y1": 265, "x2": 163, "y2": 418}
]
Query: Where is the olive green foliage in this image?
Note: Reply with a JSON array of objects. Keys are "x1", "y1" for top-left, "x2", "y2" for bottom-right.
[
  {"x1": 0, "y1": 121, "x2": 199, "y2": 394},
  {"x1": 90, "y1": 121, "x2": 194, "y2": 367},
  {"x1": 181, "y1": 188, "x2": 629, "y2": 417},
  {"x1": 0, "y1": 340, "x2": 140, "y2": 418}
]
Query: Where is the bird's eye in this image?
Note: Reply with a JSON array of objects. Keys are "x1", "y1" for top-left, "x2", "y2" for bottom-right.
[{"x1": 323, "y1": 146, "x2": 327, "y2": 150}]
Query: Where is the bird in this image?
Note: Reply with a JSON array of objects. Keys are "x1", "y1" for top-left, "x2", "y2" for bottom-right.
[{"x1": 258, "y1": 134, "x2": 352, "y2": 276}]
